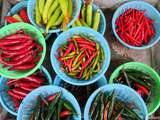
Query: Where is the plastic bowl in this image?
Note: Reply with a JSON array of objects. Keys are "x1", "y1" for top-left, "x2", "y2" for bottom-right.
[
  {"x1": 112, "y1": 1, "x2": 160, "y2": 50},
  {"x1": 54, "y1": 75, "x2": 107, "y2": 87},
  {"x1": 0, "y1": 66, "x2": 52, "y2": 116},
  {"x1": 84, "y1": 84, "x2": 148, "y2": 120},
  {"x1": 0, "y1": 23, "x2": 46, "y2": 79},
  {"x1": 50, "y1": 27, "x2": 111, "y2": 86},
  {"x1": 109, "y1": 62, "x2": 160, "y2": 115},
  {"x1": 17, "y1": 85, "x2": 81, "y2": 120},
  {"x1": 5, "y1": 1, "x2": 51, "y2": 41},
  {"x1": 27, "y1": 0, "x2": 81, "y2": 33}
]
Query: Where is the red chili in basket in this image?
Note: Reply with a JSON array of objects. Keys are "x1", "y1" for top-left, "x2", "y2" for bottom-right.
[
  {"x1": 115, "y1": 8, "x2": 155, "y2": 46},
  {"x1": 19, "y1": 8, "x2": 30, "y2": 23},
  {"x1": 60, "y1": 110, "x2": 72, "y2": 118},
  {"x1": 134, "y1": 83, "x2": 149, "y2": 95},
  {"x1": 5, "y1": 16, "x2": 19, "y2": 23}
]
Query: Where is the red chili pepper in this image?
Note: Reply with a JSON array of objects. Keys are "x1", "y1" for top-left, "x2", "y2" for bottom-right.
[
  {"x1": 0, "y1": 38, "x2": 27, "y2": 46},
  {"x1": 7, "y1": 90, "x2": 24, "y2": 100},
  {"x1": 15, "y1": 82, "x2": 41, "y2": 88},
  {"x1": 16, "y1": 30, "x2": 24, "y2": 34},
  {"x1": 35, "y1": 43, "x2": 43, "y2": 52},
  {"x1": 77, "y1": 53, "x2": 85, "y2": 61},
  {"x1": 12, "y1": 88, "x2": 28, "y2": 97},
  {"x1": 136, "y1": 89, "x2": 143, "y2": 96},
  {"x1": 85, "y1": 50, "x2": 89, "y2": 58},
  {"x1": 5, "y1": 16, "x2": 19, "y2": 23},
  {"x1": 12, "y1": 97, "x2": 20, "y2": 110},
  {"x1": 7, "y1": 78, "x2": 23, "y2": 86},
  {"x1": 82, "y1": 51, "x2": 97, "y2": 70},
  {"x1": 118, "y1": 116, "x2": 123, "y2": 120},
  {"x1": 4, "y1": 34, "x2": 32, "y2": 40},
  {"x1": 79, "y1": 44, "x2": 95, "y2": 51},
  {"x1": 19, "y1": 86, "x2": 33, "y2": 92},
  {"x1": 30, "y1": 56, "x2": 41, "y2": 64},
  {"x1": 60, "y1": 110, "x2": 72, "y2": 118},
  {"x1": 9, "y1": 63, "x2": 35, "y2": 71},
  {"x1": 24, "y1": 75, "x2": 45, "y2": 84},
  {"x1": 63, "y1": 43, "x2": 74, "y2": 56},
  {"x1": 19, "y1": 8, "x2": 30, "y2": 23},
  {"x1": 1, "y1": 40, "x2": 33, "y2": 51},
  {"x1": 76, "y1": 69, "x2": 83, "y2": 79},
  {"x1": 12, "y1": 50, "x2": 34, "y2": 61},
  {"x1": 134, "y1": 83, "x2": 149, "y2": 95},
  {"x1": 55, "y1": 54, "x2": 63, "y2": 63},
  {"x1": 0, "y1": 54, "x2": 33, "y2": 67},
  {"x1": 47, "y1": 94, "x2": 57, "y2": 101},
  {"x1": 75, "y1": 37, "x2": 96, "y2": 46},
  {"x1": 2, "y1": 43, "x2": 35, "y2": 56}
]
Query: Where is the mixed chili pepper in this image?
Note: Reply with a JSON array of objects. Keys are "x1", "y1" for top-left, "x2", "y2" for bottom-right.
[
  {"x1": 0, "y1": 30, "x2": 43, "y2": 71},
  {"x1": 115, "y1": 8, "x2": 155, "y2": 46},
  {"x1": 7, "y1": 70, "x2": 48, "y2": 111},
  {"x1": 60, "y1": 80, "x2": 97, "y2": 108},
  {"x1": 29, "y1": 92, "x2": 76, "y2": 120},
  {"x1": 113, "y1": 69, "x2": 154, "y2": 104},
  {"x1": 5, "y1": 8, "x2": 30, "y2": 24},
  {"x1": 56, "y1": 33, "x2": 104, "y2": 80},
  {"x1": 90, "y1": 91, "x2": 144, "y2": 120}
]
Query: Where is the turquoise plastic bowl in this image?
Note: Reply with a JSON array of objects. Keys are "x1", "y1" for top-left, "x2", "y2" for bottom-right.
[
  {"x1": 0, "y1": 66, "x2": 52, "y2": 116},
  {"x1": 27, "y1": 0, "x2": 81, "y2": 33},
  {"x1": 17, "y1": 85, "x2": 81, "y2": 120},
  {"x1": 50, "y1": 27, "x2": 111, "y2": 86},
  {"x1": 84, "y1": 84, "x2": 148, "y2": 120},
  {"x1": 5, "y1": 1, "x2": 51, "y2": 41},
  {"x1": 53, "y1": 75, "x2": 107, "y2": 87},
  {"x1": 112, "y1": 1, "x2": 160, "y2": 50}
]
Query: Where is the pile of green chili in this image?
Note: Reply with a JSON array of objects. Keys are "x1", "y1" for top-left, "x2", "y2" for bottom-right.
[
  {"x1": 29, "y1": 92, "x2": 76, "y2": 120},
  {"x1": 90, "y1": 91, "x2": 144, "y2": 120}
]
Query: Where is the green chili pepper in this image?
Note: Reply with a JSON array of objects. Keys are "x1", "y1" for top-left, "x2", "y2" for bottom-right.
[
  {"x1": 100, "y1": 47, "x2": 104, "y2": 62},
  {"x1": 90, "y1": 92, "x2": 102, "y2": 116},
  {"x1": 92, "y1": 62, "x2": 100, "y2": 73},
  {"x1": 45, "y1": 93, "x2": 61, "y2": 120},
  {"x1": 40, "y1": 95, "x2": 49, "y2": 106},
  {"x1": 81, "y1": 4, "x2": 86, "y2": 22},
  {"x1": 92, "y1": 51, "x2": 100, "y2": 70},
  {"x1": 29, "y1": 112, "x2": 35, "y2": 120},
  {"x1": 108, "y1": 91, "x2": 116, "y2": 119},
  {"x1": 40, "y1": 104, "x2": 46, "y2": 120},
  {"x1": 122, "y1": 70, "x2": 131, "y2": 87},
  {"x1": 98, "y1": 93, "x2": 105, "y2": 120},
  {"x1": 80, "y1": 19, "x2": 89, "y2": 27},
  {"x1": 36, "y1": 0, "x2": 42, "y2": 25},
  {"x1": 92, "y1": 104, "x2": 100, "y2": 120},
  {"x1": 68, "y1": 71, "x2": 79, "y2": 76},
  {"x1": 61, "y1": 53, "x2": 75, "y2": 60},
  {"x1": 96, "y1": 43, "x2": 100, "y2": 50},
  {"x1": 82, "y1": 67, "x2": 88, "y2": 78},
  {"x1": 92, "y1": 9, "x2": 100, "y2": 31},
  {"x1": 75, "y1": 19, "x2": 82, "y2": 26},
  {"x1": 34, "y1": 96, "x2": 42, "y2": 120},
  {"x1": 68, "y1": 0, "x2": 73, "y2": 17},
  {"x1": 72, "y1": 51, "x2": 84, "y2": 67},
  {"x1": 63, "y1": 100, "x2": 76, "y2": 113},
  {"x1": 57, "y1": 100, "x2": 63, "y2": 120},
  {"x1": 47, "y1": 0, "x2": 59, "y2": 19},
  {"x1": 72, "y1": 38, "x2": 79, "y2": 54}
]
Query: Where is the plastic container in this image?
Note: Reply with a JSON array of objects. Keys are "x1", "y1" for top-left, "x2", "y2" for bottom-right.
[
  {"x1": 5, "y1": 1, "x2": 51, "y2": 41},
  {"x1": 84, "y1": 84, "x2": 148, "y2": 120},
  {"x1": 109, "y1": 62, "x2": 160, "y2": 115},
  {"x1": 17, "y1": 85, "x2": 81, "y2": 120},
  {"x1": 50, "y1": 27, "x2": 111, "y2": 86},
  {"x1": 54, "y1": 75, "x2": 107, "y2": 87},
  {"x1": 0, "y1": 23, "x2": 46, "y2": 79},
  {"x1": 0, "y1": 66, "x2": 52, "y2": 116},
  {"x1": 27, "y1": 0, "x2": 82, "y2": 33},
  {"x1": 112, "y1": 1, "x2": 160, "y2": 50}
]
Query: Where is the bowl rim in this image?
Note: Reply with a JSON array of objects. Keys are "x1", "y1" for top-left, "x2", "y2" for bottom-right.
[
  {"x1": 83, "y1": 84, "x2": 148, "y2": 120},
  {"x1": 50, "y1": 27, "x2": 111, "y2": 86},
  {"x1": 27, "y1": 0, "x2": 82, "y2": 33},
  {"x1": 0, "y1": 23, "x2": 46, "y2": 79},
  {"x1": 112, "y1": 1, "x2": 160, "y2": 50},
  {"x1": 17, "y1": 85, "x2": 82, "y2": 120},
  {"x1": 108, "y1": 61, "x2": 160, "y2": 115},
  {"x1": 0, "y1": 65, "x2": 52, "y2": 116}
]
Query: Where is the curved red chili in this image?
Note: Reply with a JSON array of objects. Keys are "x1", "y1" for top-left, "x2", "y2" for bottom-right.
[
  {"x1": 5, "y1": 16, "x2": 19, "y2": 23},
  {"x1": 19, "y1": 8, "x2": 30, "y2": 23},
  {"x1": 9, "y1": 63, "x2": 35, "y2": 71}
]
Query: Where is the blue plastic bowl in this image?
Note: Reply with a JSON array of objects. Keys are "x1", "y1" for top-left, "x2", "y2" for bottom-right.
[
  {"x1": 27, "y1": 0, "x2": 81, "y2": 33},
  {"x1": 17, "y1": 85, "x2": 81, "y2": 120},
  {"x1": 54, "y1": 75, "x2": 107, "y2": 87},
  {"x1": 50, "y1": 27, "x2": 111, "y2": 86},
  {"x1": 84, "y1": 84, "x2": 148, "y2": 120},
  {"x1": 5, "y1": 1, "x2": 51, "y2": 41},
  {"x1": 0, "y1": 66, "x2": 52, "y2": 116},
  {"x1": 112, "y1": 1, "x2": 160, "y2": 50}
]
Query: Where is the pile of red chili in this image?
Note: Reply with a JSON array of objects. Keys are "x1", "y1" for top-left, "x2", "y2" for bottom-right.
[
  {"x1": 7, "y1": 70, "x2": 48, "y2": 110},
  {"x1": 55, "y1": 34, "x2": 104, "y2": 80},
  {"x1": 5, "y1": 8, "x2": 30, "y2": 24},
  {"x1": 30, "y1": 92, "x2": 76, "y2": 120},
  {"x1": 115, "y1": 8, "x2": 155, "y2": 46},
  {"x1": 0, "y1": 30, "x2": 43, "y2": 71}
]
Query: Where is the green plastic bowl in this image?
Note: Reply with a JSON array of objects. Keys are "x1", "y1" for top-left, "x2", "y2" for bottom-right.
[
  {"x1": 109, "y1": 62, "x2": 160, "y2": 115},
  {"x1": 0, "y1": 23, "x2": 46, "y2": 79}
]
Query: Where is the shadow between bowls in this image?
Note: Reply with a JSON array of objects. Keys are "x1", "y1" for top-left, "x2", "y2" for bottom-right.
[
  {"x1": 0, "y1": 65, "x2": 52, "y2": 116},
  {"x1": 84, "y1": 84, "x2": 148, "y2": 120},
  {"x1": 17, "y1": 85, "x2": 81, "y2": 120},
  {"x1": 112, "y1": 1, "x2": 160, "y2": 50},
  {"x1": 50, "y1": 27, "x2": 111, "y2": 86}
]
